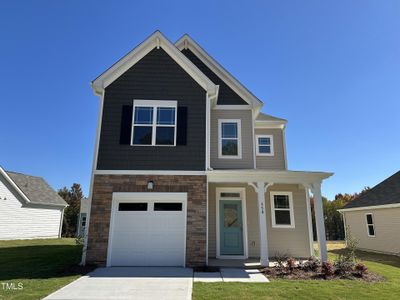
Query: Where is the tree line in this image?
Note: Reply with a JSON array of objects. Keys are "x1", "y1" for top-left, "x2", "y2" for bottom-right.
[{"x1": 311, "y1": 187, "x2": 370, "y2": 241}]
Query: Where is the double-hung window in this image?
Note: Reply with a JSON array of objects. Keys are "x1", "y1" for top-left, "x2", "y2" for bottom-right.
[
  {"x1": 218, "y1": 119, "x2": 242, "y2": 158},
  {"x1": 365, "y1": 213, "x2": 375, "y2": 237},
  {"x1": 131, "y1": 100, "x2": 177, "y2": 146},
  {"x1": 256, "y1": 135, "x2": 274, "y2": 156},
  {"x1": 270, "y1": 192, "x2": 295, "y2": 228}
]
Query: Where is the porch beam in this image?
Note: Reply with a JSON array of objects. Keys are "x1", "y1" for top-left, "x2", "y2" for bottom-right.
[{"x1": 310, "y1": 181, "x2": 327, "y2": 262}]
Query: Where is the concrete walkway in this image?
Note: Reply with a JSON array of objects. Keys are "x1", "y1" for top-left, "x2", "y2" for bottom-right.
[
  {"x1": 45, "y1": 267, "x2": 268, "y2": 300},
  {"x1": 45, "y1": 267, "x2": 193, "y2": 300},
  {"x1": 194, "y1": 268, "x2": 269, "y2": 283}
]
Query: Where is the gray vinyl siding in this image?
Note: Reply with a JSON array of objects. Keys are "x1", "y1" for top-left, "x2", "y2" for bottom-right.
[
  {"x1": 210, "y1": 109, "x2": 254, "y2": 169},
  {"x1": 343, "y1": 208, "x2": 400, "y2": 255},
  {"x1": 255, "y1": 128, "x2": 286, "y2": 170},
  {"x1": 181, "y1": 49, "x2": 247, "y2": 105},
  {"x1": 208, "y1": 183, "x2": 312, "y2": 258},
  {"x1": 97, "y1": 48, "x2": 207, "y2": 171}
]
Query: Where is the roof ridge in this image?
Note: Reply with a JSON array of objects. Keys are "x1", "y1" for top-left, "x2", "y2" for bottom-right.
[{"x1": 5, "y1": 170, "x2": 44, "y2": 179}]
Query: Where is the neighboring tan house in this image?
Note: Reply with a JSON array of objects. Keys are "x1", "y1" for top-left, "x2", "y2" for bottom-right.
[
  {"x1": 83, "y1": 31, "x2": 333, "y2": 267},
  {"x1": 339, "y1": 171, "x2": 400, "y2": 256},
  {"x1": 77, "y1": 197, "x2": 88, "y2": 237},
  {"x1": 0, "y1": 167, "x2": 68, "y2": 240}
]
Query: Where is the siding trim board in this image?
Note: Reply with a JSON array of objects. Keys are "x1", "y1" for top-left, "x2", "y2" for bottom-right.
[{"x1": 338, "y1": 203, "x2": 400, "y2": 212}]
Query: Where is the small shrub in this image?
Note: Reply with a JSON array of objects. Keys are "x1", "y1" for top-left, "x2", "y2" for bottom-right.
[
  {"x1": 334, "y1": 255, "x2": 354, "y2": 276},
  {"x1": 303, "y1": 256, "x2": 320, "y2": 272},
  {"x1": 344, "y1": 226, "x2": 358, "y2": 261},
  {"x1": 321, "y1": 261, "x2": 334, "y2": 278},
  {"x1": 274, "y1": 252, "x2": 289, "y2": 271},
  {"x1": 286, "y1": 257, "x2": 296, "y2": 274},
  {"x1": 354, "y1": 262, "x2": 368, "y2": 277}
]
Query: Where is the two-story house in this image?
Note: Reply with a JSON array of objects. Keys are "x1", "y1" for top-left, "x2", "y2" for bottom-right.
[{"x1": 82, "y1": 31, "x2": 332, "y2": 268}]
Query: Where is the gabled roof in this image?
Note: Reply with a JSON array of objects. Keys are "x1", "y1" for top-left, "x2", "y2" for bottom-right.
[
  {"x1": 91, "y1": 31, "x2": 218, "y2": 97},
  {"x1": 175, "y1": 34, "x2": 263, "y2": 108},
  {"x1": 343, "y1": 171, "x2": 400, "y2": 209},
  {"x1": 0, "y1": 167, "x2": 67, "y2": 207}
]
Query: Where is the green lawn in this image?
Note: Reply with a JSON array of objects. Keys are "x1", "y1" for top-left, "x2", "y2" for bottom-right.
[
  {"x1": 193, "y1": 242, "x2": 400, "y2": 300},
  {"x1": 0, "y1": 238, "x2": 83, "y2": 300}
]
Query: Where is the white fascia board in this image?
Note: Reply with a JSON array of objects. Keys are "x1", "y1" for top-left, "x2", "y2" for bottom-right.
[
  {"x1": 338, "y1": 203, "x2": 400, "y2": 212},
  {"x1": 91, "y1": 31, "x2": 218, "y2": 98},
  {"x1": 254, "y1": 120, "x2": 287, "y2": 129},
  {"x1": 175, "y1": 34, "x2": 263, "y2": 109},
  {"x1": 206, "y1": 169, "x2": 333, "y2": 184},
  {"x1": 0, "y1": 166, "x2": 31, "y2": 204}
]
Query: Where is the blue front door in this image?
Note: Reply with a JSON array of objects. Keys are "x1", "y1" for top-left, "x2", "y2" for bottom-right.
[{"x1": 219, "y1": 200, "x2": 244, "y2": 256}]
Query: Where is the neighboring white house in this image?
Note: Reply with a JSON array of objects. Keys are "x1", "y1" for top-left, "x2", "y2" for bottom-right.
[
  {"x1": 76, "y1": 197, "x2": 88, "y2": 237},
  {"x1": 0, "y1": 166, "x2": 68, "y2": 240}
]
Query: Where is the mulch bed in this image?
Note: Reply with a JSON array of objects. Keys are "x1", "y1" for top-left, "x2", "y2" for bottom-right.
[{"x1": 262, "y1": 267, "x2": 385, "y2": 282}]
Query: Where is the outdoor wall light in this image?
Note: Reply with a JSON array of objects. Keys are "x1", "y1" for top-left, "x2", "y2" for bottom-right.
[{"x1": 147, "y1": 180, "x2": 154, "y2": 190}]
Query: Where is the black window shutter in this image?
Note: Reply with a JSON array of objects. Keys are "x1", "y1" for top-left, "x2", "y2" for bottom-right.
[
  {"x1": 176, "y1": 106, "x2": 187, "y2": 145},
  {"x1": 119, "y1": 105, "x2": 133, "y2": 145}
]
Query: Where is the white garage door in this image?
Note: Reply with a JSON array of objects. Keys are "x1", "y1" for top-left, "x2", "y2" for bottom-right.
[{"x1": 108, "y1": 192, "x2": 187, "y2": 267}]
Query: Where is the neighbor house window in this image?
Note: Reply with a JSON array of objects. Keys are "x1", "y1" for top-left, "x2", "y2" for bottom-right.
[
  {"x1": 131, "y1": 100, "x2": 177, "y2": 146},
  {"x1": 366, "y1": 213, "x2": 375, "y2": 237},
  {"x1": 270, "y1": 192, "x2": 295, "y2": 228},
  {"x1": 218, "y1": 119, "x2": 242, "y2": 158},
  {"x1": 81, "y1": 215, "x2": 86, "y2": 227},
  {"x1": 256, "y1": 135, "x2": 274, "y2": 156}
]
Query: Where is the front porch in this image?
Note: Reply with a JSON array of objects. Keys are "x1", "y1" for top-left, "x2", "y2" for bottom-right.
[{"x1": 206, "y1": 169, "x2": 332, "y2": 267}]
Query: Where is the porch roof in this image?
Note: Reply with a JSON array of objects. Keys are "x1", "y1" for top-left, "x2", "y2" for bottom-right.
[{"x1": 206, "y1": 169, "x2": 333, "y2": 185}]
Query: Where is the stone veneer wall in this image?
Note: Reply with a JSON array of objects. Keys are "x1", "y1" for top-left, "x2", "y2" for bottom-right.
[{"x1": 86, "y1": 174, "x2": 207, "y2": 267}]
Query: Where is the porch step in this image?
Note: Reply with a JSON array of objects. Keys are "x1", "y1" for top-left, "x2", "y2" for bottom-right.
[{"x1": 208, "y1": 258, "x2": 263, "y2": 269}]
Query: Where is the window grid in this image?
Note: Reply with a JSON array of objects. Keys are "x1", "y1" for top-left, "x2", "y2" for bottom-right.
[
  {"x1": 131, "y1": 101, "x2": 177, "y2": 146},
  {"x1": 218, "y1": 119, "x2": 242, "y2": 159},
  {"x1": 270, "y1": 192, "x2": 295, "y2": 228},
  {"x1": 366, "y1": 213, "x2": 375, "y2": 237},
  {"x1": 256, "y1": 135, "x2": 274, "y2": 156}
]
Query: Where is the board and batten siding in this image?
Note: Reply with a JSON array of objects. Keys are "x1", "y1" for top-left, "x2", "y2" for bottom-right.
[
  {"x1": 343, "y1": 208, "x2": 400, "y2": 255},
  {"x1": 0, "y1": 176, "x2": 63, "y2": 240},
  {"x1": 208, "y1": 183, "x2": 312, "y2": 258},
  {"x1": 210, "y1": 109, "x2": 254, "y2": 169},
  {"x1": 255, "y1": 128, "x2": 286, "y2": 170}
]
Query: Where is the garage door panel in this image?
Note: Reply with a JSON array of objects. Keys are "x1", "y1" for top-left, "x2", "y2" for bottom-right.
[{"x1": 109, "y1": 196, "x2": 186, "y2": 266}]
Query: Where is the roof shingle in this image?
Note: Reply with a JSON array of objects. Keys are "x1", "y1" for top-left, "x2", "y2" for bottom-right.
[
  {"x1": 5, "y1": 171, "x2": 67, "y2": 206},
  {"x1": 343, "y1": 171, "x2": 400, "y2": 209}
]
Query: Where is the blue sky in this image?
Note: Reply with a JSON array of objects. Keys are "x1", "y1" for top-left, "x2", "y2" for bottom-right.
[{"x1": 1, "y1": 1, "x2": 399, "y2": 199}]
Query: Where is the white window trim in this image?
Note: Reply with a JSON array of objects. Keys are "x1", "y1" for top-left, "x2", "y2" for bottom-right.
[
  {"x1": 270, "y1": 191, "x2": 295, "y2": 228},
  {"x1": 131, "y1": 99, "x2": 177, "y2": 147},
  {"x1": 215, "y1": 187, "x2": 248, "y2": 259},
  {"x1": 256, "y1": 134, "x2": 274, "y2": 156},
  {"x1": 365, "y1": 213, "x2": 376, "y2": 237},
  {"x1": 218, "y1": 119, "x2": 242, "y2": 159}
]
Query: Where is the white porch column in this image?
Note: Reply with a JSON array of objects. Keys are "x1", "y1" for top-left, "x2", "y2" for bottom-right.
[
  {"x1": 310, "y1": 181, "x2": 327, "y2": 262},
  {"x1": 249, "y1": 182, "x2": 272, "y2": 267}
]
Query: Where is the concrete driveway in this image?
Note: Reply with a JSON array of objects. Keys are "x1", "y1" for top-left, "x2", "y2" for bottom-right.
[{"x1": 45, "y1": 267, "x2": 193, "y2": 300}]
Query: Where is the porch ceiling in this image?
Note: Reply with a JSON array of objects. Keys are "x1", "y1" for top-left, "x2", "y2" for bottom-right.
[{"x1": 206, "y1": 169, "x2": 333, "y2": 184}]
